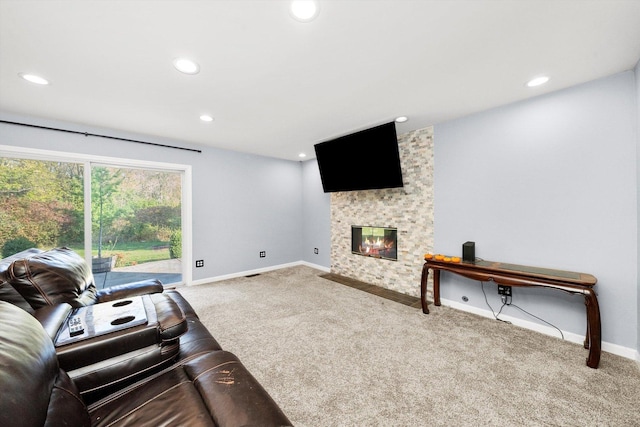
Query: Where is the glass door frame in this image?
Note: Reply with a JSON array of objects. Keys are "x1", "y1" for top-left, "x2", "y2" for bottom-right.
[{"x1": 0, "y1": 144, "x2": 192, "y2": 286}]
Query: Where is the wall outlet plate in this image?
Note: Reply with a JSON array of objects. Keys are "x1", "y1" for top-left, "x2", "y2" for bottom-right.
[{"x1": 497, "y1": 285, "x2": 512, "y2": 296}]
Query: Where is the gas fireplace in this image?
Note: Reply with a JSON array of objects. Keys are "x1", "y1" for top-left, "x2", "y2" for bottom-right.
[{"x1": 351, "y1": 226, "x2": 397, "y2": 261}]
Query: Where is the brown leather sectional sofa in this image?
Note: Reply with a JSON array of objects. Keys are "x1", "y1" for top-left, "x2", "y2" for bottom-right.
[{"x1": 0, "y1": 247, "x2": 292, "y2": 426}]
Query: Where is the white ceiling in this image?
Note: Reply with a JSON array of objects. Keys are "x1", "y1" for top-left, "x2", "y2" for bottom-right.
[{"x1": 1, "y1": 0, "x2": 640, "y2": 161}]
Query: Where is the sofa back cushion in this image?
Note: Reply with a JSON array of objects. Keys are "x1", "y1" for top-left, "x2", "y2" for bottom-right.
[
  {"x1": 0, "y1": 301, "x2": 90, "y2": 427},
  {"x1": 6, "y1": 247, "x2": 98, "y2": 309},
  {"x1": 0, "y1": 248, "x2": 42, "y2": 312}
]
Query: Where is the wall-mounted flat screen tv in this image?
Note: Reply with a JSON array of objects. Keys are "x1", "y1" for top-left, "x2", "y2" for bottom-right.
[{"x1": 314, "y1": 122, "x2": 403, "y2": 193}]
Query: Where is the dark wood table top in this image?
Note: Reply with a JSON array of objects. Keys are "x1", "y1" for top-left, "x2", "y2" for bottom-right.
[{"x1": 425, "y1": 258, "x2": 597, "y2": 287}]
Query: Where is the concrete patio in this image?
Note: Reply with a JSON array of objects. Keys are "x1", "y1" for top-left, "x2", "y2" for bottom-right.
[{"x1": 93, "y1": 259, "x2": 182, "y2": 290}]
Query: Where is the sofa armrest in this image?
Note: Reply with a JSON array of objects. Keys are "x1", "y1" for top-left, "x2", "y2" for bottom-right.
[
  {"x1": 185, "y1": 351, "x2": 293, "y2": 426},
  {"x1": 87, "y1": 350, "x2": 292, "y2": 427},
  {"x1": 149, "y1": 293, "x2": 188, "y2": 342},
  {"x1": 33, "y1": 303, "x2": 73, "y2": 341},
  {"x1": 96, "y1": 279, "x2": 164, "y2": 302},
  {"x1": 165, "y1": 289, "x2": 199, "y2": 319}
]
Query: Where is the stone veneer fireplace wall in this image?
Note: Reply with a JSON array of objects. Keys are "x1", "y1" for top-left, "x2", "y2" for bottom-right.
[{"x1": 330, "y1": 126, "x2": 434, "y2": 297}]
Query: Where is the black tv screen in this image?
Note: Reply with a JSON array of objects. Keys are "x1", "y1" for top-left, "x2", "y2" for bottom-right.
[{"x1": 314, "y1": 122, "x2": 403, "y2": 193}]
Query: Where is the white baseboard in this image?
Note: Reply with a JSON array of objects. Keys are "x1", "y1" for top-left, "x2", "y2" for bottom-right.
[
  {"x1": 189, "y1": 260, "x2": 329, "y2": 287},
  {"x1": 440, "y1": 298, "x2": 637, "y2": 362},
  {"x1": 298, "y1": 260, "x2": 331, "y2": 272}
]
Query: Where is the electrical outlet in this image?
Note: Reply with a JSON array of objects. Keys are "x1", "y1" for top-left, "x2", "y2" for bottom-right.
[
  {"x1": 195, "y1": 260, "x2": 204, "y2": 268},
  {"x1": 497, "y1": 285, "x2": 512, "y2": 296},
  {"x1": 259, "y1": 251, "x2": 266, "y2": 258},
  {"x1": 314, "y1": 248, "x2": 319, "y2": 254}
]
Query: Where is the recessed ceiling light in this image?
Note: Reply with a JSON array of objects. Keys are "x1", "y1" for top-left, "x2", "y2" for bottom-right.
[
  {"x1": 200, "y1": 115, "x2": 214, "y2": 122},
  {"x1": 290, "y1": 0, "x2": 320, "y2": 22},
  {"x1": 395, "y1": 116, "x2": 408, "y2": 123},
  {"x1": 299, "y1": 153, "x2": 307, "y2": 158},
  {"x1": 526, "y1": 76, "x2": 550, "y2": 87},
  {"x1": 173, "y1": 58, "x2": 200, "y2": 75},
  {"x1": 19, "y1": 73, "x2": 49, "y2": 85}
]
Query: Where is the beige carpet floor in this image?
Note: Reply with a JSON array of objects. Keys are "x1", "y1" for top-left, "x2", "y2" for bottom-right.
[{"x1": 177, "y1": 265, "x2": 640, "y2": 427}]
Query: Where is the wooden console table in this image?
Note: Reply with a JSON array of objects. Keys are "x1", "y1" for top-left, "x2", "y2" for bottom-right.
[{"x1": 420, "y1": 259, "x2": 601, "y2": 368}]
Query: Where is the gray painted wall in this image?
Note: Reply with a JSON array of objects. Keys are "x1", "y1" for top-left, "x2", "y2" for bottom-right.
[
  {"x1": 636, "y1": 59, "x2": 640, "y2": 357},
  {"x1": 301, "y1": 159, "x2": 331, "y2": 267},
  {"x1": 191, "y1": 148, "x2": 303, "y2": 277},
  {"x1": 434, "y1": 71, "x2": 637, "y2": 349},
  {"x1": 0, "y1": 112, "x2": 307, "y2": 281}
]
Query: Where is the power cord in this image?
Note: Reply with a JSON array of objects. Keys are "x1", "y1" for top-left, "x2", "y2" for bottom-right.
[
  {"x1": 496, "y1": 294, "x2": 511, "y2": 318},
  {"x1": 506, "y1": 302, "x2": 565, "y2": 340},
  {"x1": 481, "y1": 281, "x2": 563, "y2": 339},
  {"x1": 481, "y1": 281, "x2": 511, "y2": 324}
]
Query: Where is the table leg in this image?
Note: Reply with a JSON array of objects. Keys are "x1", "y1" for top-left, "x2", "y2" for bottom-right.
[
  {"x1": 584, "y1": 288, "x2": 601, "y2": 369},
  {"x1": 433, "y1": 269, "x2": 441, "y2": 306},
  {"x1": 421, "y1": 263, "x2": 430, "y2": 314},
  {"x1": 584, "y1": 323, "x2": 589, "y2": 349}
]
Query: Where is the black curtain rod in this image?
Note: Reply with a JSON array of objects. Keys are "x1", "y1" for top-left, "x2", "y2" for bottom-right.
[{"x1": 0, "y1": 120, "x2": 202, "y2": 153}]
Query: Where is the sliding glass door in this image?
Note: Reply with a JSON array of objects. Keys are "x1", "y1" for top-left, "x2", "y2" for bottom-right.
[
  {"x1": 90, "y1": 165, "x2": 182, "y2": 288},
  {"x1": 1, "y1": 154, "x2": 185, "y2": 287}
]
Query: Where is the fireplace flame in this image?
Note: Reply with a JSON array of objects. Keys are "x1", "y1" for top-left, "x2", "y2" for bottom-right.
[
  {"x1": 353, "y1": 227, "x2": 397, "y2": 260},
  {"x1": 361, "y1": 236, "x2": 393, "y2": 254}
]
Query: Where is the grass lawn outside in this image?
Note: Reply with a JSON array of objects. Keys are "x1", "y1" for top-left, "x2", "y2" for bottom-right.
[{"x1": 70, "y1": 241, "x2": 171, "y2": 267}]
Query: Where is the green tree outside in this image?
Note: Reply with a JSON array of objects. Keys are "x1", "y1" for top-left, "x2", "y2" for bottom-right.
[{"x1": 1, "y1": 158, "x2": 181, "y2": 265}]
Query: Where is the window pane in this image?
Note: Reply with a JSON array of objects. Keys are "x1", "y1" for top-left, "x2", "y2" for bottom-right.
[{"x1": 0, "y1": 157, "x2": 84, "y2": 257}]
